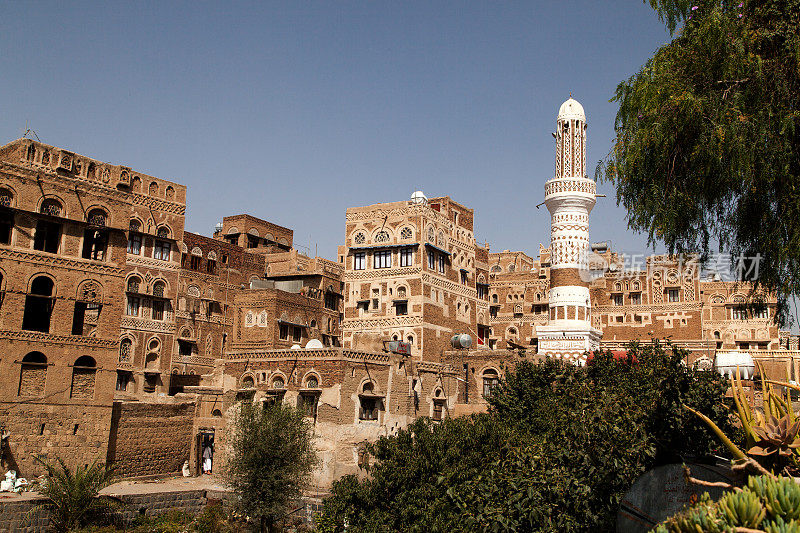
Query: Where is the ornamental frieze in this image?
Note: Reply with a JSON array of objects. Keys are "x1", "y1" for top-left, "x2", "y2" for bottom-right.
[
  {"x1": 0, "y1": 329, "x2": 117, "y2": 348},
  {"x1": 344, "y1": 267, "x2": 422, "y2": 280},
  {"x1": 0, "y1": 248, "x2": 126, "y2": 276},
  {"x1": 342, "y1": 315, "x2": 423, "y2": 330},
  {"x1": 120, "y1": 316, "x2": 177, "y2": 333},
  {"x1": 421, "y1": 273, "x2": 477, "y2": 298}
]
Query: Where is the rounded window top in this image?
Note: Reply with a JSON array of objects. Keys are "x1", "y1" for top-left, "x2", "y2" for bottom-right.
[
  {"x1": 87, "y1": 209, "x2": 107, "y2": 227},
  {"x1": 74, "y1": 355, "x2": 96, "y2": 368},
  {"x1": 156, "y1": 226, "x2": 170, "y2": 238},
  {"x1": 241, "y1": 375, "x2": 255, "y2": 388},
  {"x1": 129, "y1": 219, "x2": 141, "y2": 232},
  {"x1": 306, "y1": 376, "x2": 319, "y2": 388},
  {"x1": 272, "y1": 376, "x2": 285, "y2": 389},
  {"x1": 400, "y1": 227, "x2": 413, "y2": 240},
  {"x1": 22, "y1": 352, "x2": 47, "y2": 365},
  {"x1": 31, "y1": 276, "x2": 54, "y2": 296},
  {"x1": 0, "y1": 188, "x2": 14, "y2": 207},
  {"x1": 362, "y1": 381, "x2": 374, "y2": 393},
  {"x1": 40, "y1": 198, "x2": 62, "y2": 217},
  {"x1": 374, "y1": 231, "x2": 389, "y2": 243},
  {"x1": 354, "y1": 232, "x2": 365, "y2": 245}
]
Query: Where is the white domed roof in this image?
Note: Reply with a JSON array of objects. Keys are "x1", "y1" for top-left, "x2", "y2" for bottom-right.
[
  {"x1": 411, "y1": 190, "x2": 427, "y2": 204},
  {"x1": 305, "y1": 339, "x2": 324, "y2": 349},
  {"x1": 558, "y1": 97, "x2": 586, "y2": 121}
]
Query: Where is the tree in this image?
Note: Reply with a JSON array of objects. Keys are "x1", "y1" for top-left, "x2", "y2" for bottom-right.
[
  {"x1": 317, "y1": 343, "x2": 737, "y2": 532},
  {"x1": 26, "y1": 456, "x2": 118, "y2": 532},
  {"x1": 598, "y1": 0, "x2": 800, "y2": 321},
  {"x1": 224, "y1": 401, "x2": 317, "y2": 532}
]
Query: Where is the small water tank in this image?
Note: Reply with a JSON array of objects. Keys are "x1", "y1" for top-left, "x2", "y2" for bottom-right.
[
  {"x1": 714, "y1": 351, "x2": 755, "y2": 379},
  {"x1": 411, "y1": 190, "x2": 428, "y2": 204},
  {"x1": 451, "y1": 334, "x2": 473, "y2": 349}
]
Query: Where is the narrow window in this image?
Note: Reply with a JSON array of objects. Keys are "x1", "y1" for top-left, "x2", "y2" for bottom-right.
[
  {"x1": 298, "y1": 393, "x2": 318, "y2": 419},
  {"x1": 353, "y1": 252, "x2": 365, "y2": 270},
  {"x1": 127, "y1": 221, "x2": 142, "y2": 254},
  {"x1": 630, "y1": 293, "x2": 641, "y2": 305},
  {"x1": 82, "y1": 229, "x2": 108, "y2": 260},
  {"x1": 279, "y1": 323, "x2": 289, "y2": 340},
  {"x1": 206, "y1": 259, "x2": 216, "y2": 274},
  {"x1": 612, "y1": 294, "x2": 623, "y2": 306},
  {"x1": 190, "y1": 255, "x2": 201, "y2": 270},
  {"x1": 154, "y1": 240, "x2": 171, "y2": 261},
  {"x1": 71, "y1": 356, "x2": 97, "y2": 399},
  {"x1": 400, "y1": 247, "x2": 413, "y2": 267},
  {"x1": 374, "y1": 250, "x2": 391, "y2": 268},
  {"x1": 359, "y1": 397, "x2": 379, "y2": 421},
  {"x1": 482, "y1": 369, "x2": 500, "y2": 397},
  {"x1": 152, "y1": 300, "x2": 164, "y2": 321},
  {"x1": 325, "y1": 291, "x2": 337, "y2": 310},
  {"x1": 0, "y1": 209, "x2": 12, "y2": 245},
  {"x1": 23, "y1": 277, "x2": 55, "y2": 332},
  {"x1": 18, "y1": 352, "x2": 47, "y2": 396},
  {"x1": 178, "y1": 339, "x2": 194, "y2": 356},
  {"x1": 126, "y1": 296, "x2": 140, "y2": 316},
  {"x1": 116, "y1": 371, "x2": 131, "y2": 391},
  {"x1": 33, "y1": 220, "x2": 61, "y2": 253},
  {"x1": 292, "y1": 326, "x2": 302, "y2": 342},
  {"x1": 395, "y1": 301, "x2": 408, "y2": 316},
  {"x1": 438, "y1": 254, "x2": 446, "y2": 274},
  {"x1": 428, "y1": 251, "x2": 436, "y2": 270}
]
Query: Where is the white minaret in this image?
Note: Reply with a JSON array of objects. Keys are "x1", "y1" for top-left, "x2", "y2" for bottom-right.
[{"x1": 537, "y1": 97, "x2": 602, "y2": 363}]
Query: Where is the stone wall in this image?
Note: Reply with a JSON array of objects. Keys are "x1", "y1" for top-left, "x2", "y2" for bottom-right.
[{"x1": 106, "y1": 400, "x2": 196, "y2": 478}]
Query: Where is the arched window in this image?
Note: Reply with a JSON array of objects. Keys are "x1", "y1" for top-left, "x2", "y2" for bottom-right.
[
  {"x1": 23, "y1": 276, "x2": 55, "y2": 332},
  {"x1": 397, "y1": 286, "x2": 407, "y2": 298},
  {"x1": 39, "y1": 199, "x2": 62, "y2": 217},
  {"x1": 306, "y1": 376, "x2": 319, "y2": 388},
  {"x1": 490, "y1": 265, "x2": 501, "y2": 273},
  {"x1": 241, "y1": 375, "x2": 255, "y2": 389},
  {"x1": 157, "y1": 226, "x2": 170, "y2": 238},
  {"x1": 149, "y1": 182, "x2": 159, "y2": 196},
  {"x1": 26, "y1": 144, "x2": 36, "y2": 161},
  {"x1": 86, "y1": 162, "x2": 97, "y2": 179},
  {"x1": 482, "y1": 369, "x2": 500, "y2": 397},
  {"x1": 400, "y1": 227, "x2": 413, "y2": 240},
  {"x1": 82, "y1": 210, "x2": 109, "y2": 261},
  {"x1": 131, "y1": 176, "x2": 141, "y2": 192},
  {"x1": 41, "y1": 151, "x2": 50, "y2": 166},
  {"x1": 18, "y1": 352, "x2": 47, "y2": 396},
  {"x1": 374, "y1": 231, "x2": 389, "y2": 243},
  {"x1": 152, "y1": 280, "x2": 165, "y2": 298},
  {"x1": 165, "y1": 186, "x2": 175, "y2": 200},
  {"x1": 491, "y1": 294, "x2": 498, "y2": 303},
  {"x1": 126, "y1": 277, "x2": 141, "y2": 317},
  {"x1": 353, "y1": 232, "x2": 365, "y2": 245},
  {"x1": 271, "y1": 376, "x2": 285, "y2": 389},
  {"x1": 508, "y1": 264, "x2": 516, "y2": 272},
  {"x1": 0, "y1": 188, "x2": 13, "y2": 207},
  {"x1": 211, "y1": 409, "x2": 222, "y2": 417},
  {"x1": 71, "y1": 356, "x2": 97, "y2": 399},
  {"x1": 119, "y1": 339, "x2": 132, "y2": 363}
]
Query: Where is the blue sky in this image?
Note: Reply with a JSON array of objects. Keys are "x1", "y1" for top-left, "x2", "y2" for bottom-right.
[{"x1": 1, "y1": 1, "x2": 672, "y2": 259}]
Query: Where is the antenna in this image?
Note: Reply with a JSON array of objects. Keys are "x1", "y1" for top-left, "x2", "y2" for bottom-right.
[{"x1": 22, "y1": 121, "x2": 41, "y2": 142}]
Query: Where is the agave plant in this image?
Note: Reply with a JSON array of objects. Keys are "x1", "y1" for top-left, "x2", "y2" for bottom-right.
[
  {"x1": 749, "y1": 415, "x2": 800, "y2": 460},
  {"x1": 26, "y1": 455, "x2": 120, "y2": 532},
  {"x1": 686, "y1": 362, "x2": 800, "y2": 476}
]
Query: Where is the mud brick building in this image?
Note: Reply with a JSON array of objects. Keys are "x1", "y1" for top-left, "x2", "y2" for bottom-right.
[
  {"x1": 0, "y1": 138, "x2": 185, "y2": 474},
  {"x1": 340, "y1": 194, "x2": 489, "y2": 361},
  {"x1": 206, "y1": 346, "x2": 459, "y2": 488}
]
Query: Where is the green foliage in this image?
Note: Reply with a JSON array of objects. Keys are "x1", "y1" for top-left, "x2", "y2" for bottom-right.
[
  {"x1": 224, "y1": 400, "x2": 317, "y2": 532},
  {"x1": 654, "y1": 475, "x2": 800, "y2": 532},
  {"x1": 26, "y1": 455, "x2": 118, "y2": 532},
  {"x1": 317, "y1": 342, "x2": 736, "y2": 532},
  {"x1": 599, "y1": 0, "x2": 800, "y2": 320}
]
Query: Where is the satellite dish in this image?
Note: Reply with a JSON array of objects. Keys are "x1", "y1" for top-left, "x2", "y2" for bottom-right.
[
  {"x1": 290, "y1": 344, "x2": 302, "y2": 350},
  {"x1": 411, "y1": 190, "x2": 427, "y2": 204},
  {"x1": 305, "y1": 339, "x2": 324, "y2": 349}
]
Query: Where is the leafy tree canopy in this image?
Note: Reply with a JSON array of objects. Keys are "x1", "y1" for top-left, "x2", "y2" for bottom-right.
[
  {"x1": 316, "y1": 343, "x2": 738, "y2": 532},
  {"x1": 224, "y1": 401, "x2": 317, "y2": 532},
  {"x1": 598, "y1": 0, "x2": 800, "y2": 322}
]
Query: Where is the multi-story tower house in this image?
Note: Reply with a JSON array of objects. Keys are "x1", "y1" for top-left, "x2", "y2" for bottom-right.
[
  {"x1": 0, "y1": 138, "x2": 184, "y2": 472},
  {"x1": 536, "y1": 98, "x2": 602, "y2": 362},
  {"x1": 341, "y1": 194, "x2": 487, "y2": 361},
  {"x1": 118, "y1": 161, "x2": 186, "y2": 397}
]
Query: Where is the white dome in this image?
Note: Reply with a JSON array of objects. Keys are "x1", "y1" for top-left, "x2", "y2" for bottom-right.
[
  {"x1": 411, "y1": 190, "x2": 427, "y2": 204},
  {"x1": 558, "y1": 97, "x2": 586, "y2": 121},
  {"x1": 290, "y1": 344, "x2": 302, "y2": 350},
  {"x1": 714, "y1": 351, "x2": 755, "y2": 379},
  {"x1": 305, "y1": 339, "x2": 324, "y2": 349}
]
